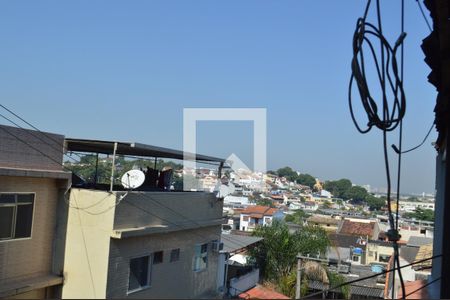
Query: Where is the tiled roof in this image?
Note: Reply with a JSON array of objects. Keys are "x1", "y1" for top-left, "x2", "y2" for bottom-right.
[
  {"x1": 241, "y1": 205, "x2": 278, "y2": 216},
  {"x1": 328, "y1": 233, "x2": 361, "y2": 248},
  {"x1": 339, "y1": 220, "x2": 375, "y2": 236},
  {"x1": 398, "y1": 280, "x2": 429, "y2": 299},
  {"x1": 414, "y1": 243, "x2": 433, "y2": 270},
  {"x1": 238, "y1": 285, "x2": 290, "y2": 299}
]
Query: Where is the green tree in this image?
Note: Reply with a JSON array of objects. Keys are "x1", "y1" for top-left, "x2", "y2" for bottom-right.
[
  {"x1": 321, "y1": 200, "x2": 333, "y2": 209},
  {"x1": 345, "y1": 186, "x2": 368, "y2": 203},
  {"x1": 256, "y1": 198, "x2": 275, "y2": 208},
  {"x1": 277, "y1": 166, "x2": 298, "y2": 182},
  {"x1": 285, "y1": 209, "x2": 309, "y2": 224},
  {"x1": 323, "y1": 179, "x2": 352, "y2": 199},
  {"x1": 249, "y1": 221, "x2": 329, "y2": 281},
  {"x1": 366, "y1": 195, "x2": 386, "y2": 211},
  {"x1": 403, "y1": 208, "x2": 434, "y2": 222},
  {"x1": 296, "y1": 174, "x2": 316, "y2": 189}
]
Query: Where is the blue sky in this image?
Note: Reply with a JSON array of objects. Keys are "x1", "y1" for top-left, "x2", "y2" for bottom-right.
[{"x1": 0, "y1": 1, "x2": 437, "y2": 194}]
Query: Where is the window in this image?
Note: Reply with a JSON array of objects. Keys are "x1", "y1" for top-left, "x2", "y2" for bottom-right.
[
  {"x1": 264, "y1": 217, "x2": 272, "y2": 225},
  {"x1": 352, "y1": 255, "x2": 359, "y2": 262},
  {"x1": 379, "y1": 254, "x2": 391, "y2": 263},
  {"x1": 128, "y1": 255, "x2": 151, "y2": 293},
  {"x1": 242, "y1": 216, "x2": 249, "y2": 222},
  {"x1": 0, "y1": 193, "x2": 34, "y2": 240},
  {"x1": 153, "y1": 251, "x2": 163, "y2": 264},
  {"x1": 194, "y1": 243, "x2": 208, "y2": 271},
  {"x1": 170, "y1": 248, "x2": 180, "y2": 262}
]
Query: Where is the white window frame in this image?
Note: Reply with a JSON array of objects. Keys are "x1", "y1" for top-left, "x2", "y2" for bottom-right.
[
  {"x1": 0, "y1": 192, "x2": 36, "y2": 243},
  {"x1": 127, "y1": 254, "x2": 152, "y2": 294},
  {"x1": 193, "y1": 243, "x2": 208, "y2": 272}
]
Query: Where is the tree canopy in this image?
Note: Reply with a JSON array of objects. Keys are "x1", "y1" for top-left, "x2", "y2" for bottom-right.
[
  {"x1": 403, "y1": 208, "x2": 434, "y2": 222},
  {"x1": 249, "y1": 221, "x2": 329, "y2": 281},
  {"x1": 296, "y1": 173, "x2": 316, "y2": 189}
]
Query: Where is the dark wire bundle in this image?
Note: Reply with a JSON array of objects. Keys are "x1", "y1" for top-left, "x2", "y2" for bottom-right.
[{"x1": 348, "y1": 0, "x2": 407, "y2": 298}]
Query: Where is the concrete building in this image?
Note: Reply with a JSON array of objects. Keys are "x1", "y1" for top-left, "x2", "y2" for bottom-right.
[
  {"x1": 239, "y1": 205, "x2": 283, "y2": 232},
  {"x1": 61, "y1": 138, "x2": 226, "y2": 299},
  {"x1": 0, "y1": 125, "x2": 71, "y2": 298}
]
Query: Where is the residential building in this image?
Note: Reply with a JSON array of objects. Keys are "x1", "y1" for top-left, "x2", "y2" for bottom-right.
[
  {"x1": 337, "y1": 218, "x2": 381, "y2": 240},
  {"x1": 366, "y1": 240, "x2": 394, "y2": 265},
  {"x1": 306, "y1": 215, "x2": 340, "y2": 232},
  {"x1": 61, "y1": 138, "x2": 226, "y2": 299},
  {"x1": 0, "y1": 125, "x2": 71, "y2": 298},
  {"x1": 239, "y1": 205, "x2": 284, "y2": 232},
  {"x1": 217, "y1": 234, "x2": 262, "y2": 296}
]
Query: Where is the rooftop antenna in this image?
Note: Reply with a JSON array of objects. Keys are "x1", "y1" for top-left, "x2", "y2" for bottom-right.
[{"x1": 121, "y1": 169, "x2": 145, "y2": 190}]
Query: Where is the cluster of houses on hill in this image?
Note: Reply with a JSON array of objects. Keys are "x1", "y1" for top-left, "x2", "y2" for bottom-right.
[
  {"x1": 0, "y1": 124, "x2": 436, "y2": 299},
  {"x1": 219, "y1": 170, "x2": 436, "y2": 299}
]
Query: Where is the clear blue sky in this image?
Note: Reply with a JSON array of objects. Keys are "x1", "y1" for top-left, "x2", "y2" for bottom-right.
[{"x1": 0, "y1": 1, "x2": 437, "y2": 194}]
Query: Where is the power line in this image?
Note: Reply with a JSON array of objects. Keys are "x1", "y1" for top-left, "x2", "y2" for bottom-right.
[
  {"x1": 415, "y1": 0, "x2": 432, "y2": 32},
  {"x1": 0, "y1": 103, "x2": 83, "y2": 160},
  {"x1": 0, "y1": 111, "x2": 80, "y2": 164},
  {"x1": 403, "y1": 276, "x2": 441, "y2": 298},
  {"x1": 392, "y1": 121, "x2": 435, "y2": 154}
]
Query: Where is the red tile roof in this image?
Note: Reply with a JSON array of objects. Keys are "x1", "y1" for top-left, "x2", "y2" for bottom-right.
[
  {"x1": 339, "y1": 220, "x2": 375, "y2": 236},
  {"x1": 241, "y1": 205, "x2": 278, "y2": 216},
  {"x1": 398, "y1": 280, "x2": 430, "y2": 299},
  {"x1": 239, "y1": 285, "x2": 290, "y2": 299}
]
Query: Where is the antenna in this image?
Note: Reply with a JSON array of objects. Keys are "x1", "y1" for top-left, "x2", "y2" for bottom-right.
[{"x1": 121, "y1": 170, "x2": 145, "y2": 189}]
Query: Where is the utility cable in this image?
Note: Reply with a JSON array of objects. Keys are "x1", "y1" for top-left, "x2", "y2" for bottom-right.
[
  {"x1": 0, "y1": 111, "x2": 80, "y2": 164},
  {"x1": 415, "y1": 0, "x2": 432, "y2": 32},
  {"x1": 0, "y1": 103, "x2": 83, "y2": 160},
  {"x1": 348, "y1": 0, "x2": 407, "y2": 298}
]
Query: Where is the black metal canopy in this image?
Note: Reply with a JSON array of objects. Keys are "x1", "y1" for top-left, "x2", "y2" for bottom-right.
[{"x1": 64, "y1": 138, "x2": 226, "y2": 164}]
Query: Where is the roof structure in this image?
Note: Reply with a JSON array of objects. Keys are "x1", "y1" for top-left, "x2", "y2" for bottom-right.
[
  {"x1": 338, "y1": 220, "x2": 376, "y2": 237},
  {"x1": 414, "y1": 243, "x2": 433, "y2": 270},
  {"x1": 398, "y1": 280, "x2": 430, "y2": 299},
  {"x1": 328, "y1": 233, "x2": 361, "y2": 249},
  {"x1": 65, "y1": 138, "x2": 226, "y2": 163},
  {"x1": 407, "y1": 236, "x2": 433, "y2": 248},
  {"x1": 400, "y1": 246, "x2": 420, "y2": 264},
  {"x1": 221, "y1": 234, "x2": 263, "y2": 254},
  {"x1": 307, "y1": 215, "x2": 340, "y2": 226},
  {"x1": 238, "y1": 285, "x2": 290, "y2": 299},
  {"x1": 240, "y1": 205, "x2": 278, "y2": 217}
]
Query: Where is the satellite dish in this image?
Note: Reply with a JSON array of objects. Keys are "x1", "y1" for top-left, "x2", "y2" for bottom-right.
[{"x1": 121, "y1": 170, "x2": 145, "y2": 189}]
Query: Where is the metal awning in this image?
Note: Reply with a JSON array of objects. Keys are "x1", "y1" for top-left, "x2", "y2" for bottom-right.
[{"x1": 64, "y1": 138, "x2": 226, "y2": 163}]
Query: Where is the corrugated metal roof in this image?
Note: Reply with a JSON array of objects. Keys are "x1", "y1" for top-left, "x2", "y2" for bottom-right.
[{"x1": 221, "y1": 234, "x2": 263, "y2": 253}]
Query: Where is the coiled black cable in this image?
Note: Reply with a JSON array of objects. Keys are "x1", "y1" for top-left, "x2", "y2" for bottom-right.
[{"x1": 348, "y1": 0, "x2": 407, "y2": 298}]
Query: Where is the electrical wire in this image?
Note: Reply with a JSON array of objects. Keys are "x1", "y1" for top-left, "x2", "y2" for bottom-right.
[
  {"x1": 0, "y1": 111, "x2": 80, "y2": 164},
  {"x1": 415, "y1": 0, "x2": 433, "y2": 32},
  {"x1": 0, "y1": 103, "x2": 83, "y2": 160},
  {"x1": 403, "y1": 276, "x2": 441, "y2": 298},
  {"x1": 348, "y1": 0, "x2": 407, "y2": 298},
  {"x1": 301, "y1": 254, "x2": 442, "y2": 299},
  {"x1": 392, "y1": 121, "x2": 435, "y2": 154}
]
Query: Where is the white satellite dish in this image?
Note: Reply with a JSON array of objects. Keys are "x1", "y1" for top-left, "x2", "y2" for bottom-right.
[{"x1": 121, "y1": 170, "x2": 145, "y2": 189}]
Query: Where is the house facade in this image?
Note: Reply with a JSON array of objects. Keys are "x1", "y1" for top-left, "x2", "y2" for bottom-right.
[
  {"x1": 239, "y1": 205, "x2": 283, "y2": 232},
  {"x1": 61, "y1": 139, "x2": 225, "y2": 299},
  {"x1": 0, "y1": 125, "x2": 71, "y2": 298}
]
